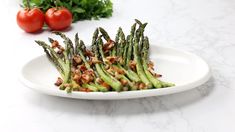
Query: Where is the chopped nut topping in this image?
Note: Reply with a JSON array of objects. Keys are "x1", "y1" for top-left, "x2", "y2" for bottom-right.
[
  {"x1": 129, "y1": 60, "x2": 136, "y2": 71},
  {"x1": 85, "y1": 50, "x2": 94, "y2": 57},
  {"x1": 106, "y1": 56, "x2": 118, "y2": 64},
  {"x1": 88, "y1": 60, "x2": 93, "y2": 66},
  {"x1": 120, "y1": 79, "x2": 128, "y2": 85},
  {"x1": 91, "y1": 57, "x2": 101, "y2": 64},
  {"x1": 103, "y1": 40, "x2": 115, "y2": 53},
  {"x1": 83, "y1": 69, "x2": 95, "y2": 77},
  {"x1": 100, "y1": 82, "x2": 110, "y2": 89},
  {"x1": 54, "y1": 77, "x2": 63, "y2": 86},
  {"x1": 51, "y1": 40, "x2": 59, "y2": 48},
  {"x1": 112, "y1": 66, "x2": 125, "y2": 74},
  {"x1": 73, "y1": 74, "x2": 81, "y2": 83},
  {"x1": 79, "y1": 65, "x2": 87, "y2": 72},
  {"x1": 138, "y1": 83, "x2": 146, "y2": 89},
  {"x1": 155, "y1": 74, "x2": 162, "y2": 78},
  {"x1": 74, "y1": 69, "x2": 81, "y2": 74},
  {"x1": 147, "y1": 68, "x2": 162, "y2": 78},
  {"x1": 148, "y1": 61, "x2": 154, "y2": 70},
  {"x1": 79, "y1": 87, "x2": 87, "y2": 92},
  {"x1": 73, "y1": 55, "x2": 82, "y2": 65},
  {"x1": 86, "y1": 89, "x2": 93, "y2": 92},
  {"x1": 56, "y1": 48, "x2": 64, "y2": 54},
  {"x1": 81, "y1": 74, "x2": 94, "y2": 84},
  {"x1": 95, "y1": 78, "x2": 103, "y2": 84}
]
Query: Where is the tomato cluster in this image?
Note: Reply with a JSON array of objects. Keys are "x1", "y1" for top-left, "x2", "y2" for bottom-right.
[{"x1": 17, "y1": 7, "x2": 72, "y2": 33}]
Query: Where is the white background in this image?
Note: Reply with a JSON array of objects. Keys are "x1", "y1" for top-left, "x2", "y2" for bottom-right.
[{"x1": 0, "y1": 0, "x2": 235, "y2": 132}]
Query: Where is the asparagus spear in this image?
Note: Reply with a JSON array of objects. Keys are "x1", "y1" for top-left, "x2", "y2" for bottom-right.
[
  {"x1": 142, "y1": 37, "x2": 162, "y2": 88},
  {"x1": 52, "y1": 31, "x2": 75, "y2": 56},
  {"x1": 126, "y1": 23, "x2": 136, "y2": 66},
  {"x1": 35, "y1": 40, "x2": 72, "y2": 91},
  {"x1": 91, "y1": 29, "x2": 122, "y2": 91},
  {"x1": 133, "y1": 27, "x2": 153, "y2": 88},
  {"x1": 135, "y1": 19, "x2": 147, "y2": 52},
  {"x1": 144, "y1": 37, "x2": 175, "y2": 88},
  {"x1": 111, "y1": 28, "x2": 121, "y2": 56}
]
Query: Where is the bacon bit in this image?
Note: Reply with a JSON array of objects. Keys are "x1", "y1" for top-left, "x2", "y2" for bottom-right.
[
  {"x1": 81, "y1": 74, "x2": 90, "y2": 83},
  {"x1": 85, "y1": 50, "x2": 94, "y2": 57},
  {"x1": 112, "y1": 66, "x2": 125, "y2": 74},
  {"x1": 155, "y1": 74, "x2": 162, "y2": 78},
  {"x1": 81, "y1": 74, "x2": 94, "y2": 84},
  {"x1": 86, "y1": 89, "x2": 93, "y2": 92},
  {"x1": 54, "y1": 77, "x2": 63, "y2": 86},
  {"x1": 147, "y1": 68, "x2": 162, "y2": 78},
  {"x1": 120, "y1": 79, "x2": 128, "y2": 85},
  {"x1": 100, "y1": 82, "x2": 110, "y2": 89},
  {"x1": 73, "y1": 55, "x2": 82, "y2": 65},
  {"x1": 91, "y1": 57, "x2": 101, "y2": 64},
  {"x1": 129, "y1": 60, "x2": 137, "y2": 71},
  {"x1": 73, "y1": 74, "x2": 81, "y2": 83},
  {"x1": 106, "y1": 56, "x2": 118, "y2": 64},
  {"x1": 51, "y1": 40, "x2": 59, "y2": 48},
  {"x1": 71, "y1": 66, "x2": 76, "y2": 73},
  {"x1": 148, "y1": 61, "x2": 155, "y2": 70},
  {"x1": 88, "y1": 60, "x2": 93, "y2": 66},
  {"x1": 103, "y1": 40, "x2": 115, "y2": 53},
  {"x1": 138, "y1": 83, "x2": 146, "y2": 89},
  {"x1": 95, "y1": 78, "x2": 103, "y2": 84},
  {"x1": 83, "y1": 69, "x2": 95, "y2": 77},
  {"x1": 148, "y1": 67, "x2": 157, "y2": 76},
  {"x1": 114, "y1": 72, "x2": 121, "y2": 79},
  {"x1": 79, "y1": 65, "x2": 87, "y2": 72},
  {"x1": 56, "y1": 48, "x2": 64, "y2": 54},
  {"x1": 79, "y1": 87, "x2": 87, "y2": 92},
  {"x1": 74, "y1": 69, "x2": 81, "y2": 74}
]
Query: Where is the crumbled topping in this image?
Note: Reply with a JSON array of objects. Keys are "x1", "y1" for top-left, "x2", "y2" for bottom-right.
[
  {"x1": 103, "y1": 40, "x2": 115, "y2": 53},
  {"x1": 54, "y1": 77, "x2": 63, "y2": 86},
  {"x1": 73, "y1": 55, "x2": 82, "y2": 65}
]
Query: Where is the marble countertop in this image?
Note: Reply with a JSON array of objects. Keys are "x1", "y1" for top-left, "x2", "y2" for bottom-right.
[{"x1": 0, "y1": 0, "x2": 235, "y2": 131}]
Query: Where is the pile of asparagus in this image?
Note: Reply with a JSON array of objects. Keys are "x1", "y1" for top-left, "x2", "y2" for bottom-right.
[{"x1": 35, "y1": 19, "x2": 174, "y2": 93}]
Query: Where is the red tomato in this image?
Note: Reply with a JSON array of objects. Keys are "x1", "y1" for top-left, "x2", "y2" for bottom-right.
[
  {"x1": 17, "y1": 8, "x2": 44, "y2": 33},
  {"x1": 45, "y1": 7, "x2": 72, "y2": 30}
]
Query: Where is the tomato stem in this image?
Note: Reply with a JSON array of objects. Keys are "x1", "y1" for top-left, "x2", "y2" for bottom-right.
[
  {"x1": 54, "y1": 0, "x2": 59, "y2": 10},
  {"x1": 26, "y1": 0, "x2": 31, "y2": 10}
]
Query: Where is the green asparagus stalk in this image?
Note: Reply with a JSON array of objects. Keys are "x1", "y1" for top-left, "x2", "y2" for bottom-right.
[
  {"x1": 133, "y1": 32, "x2": 152, "y2": 88},
  {"x1": 143, "y1": 37, "x2": 175, "y2": 88},
  {"x1": 142, "y1": 37, "x2": 162, "y2": 88},
  {"x1": 92, "y1": 29, "x2": 122, "y2": 91},
  {"x1": 35, "y1": 40, "x2": 72, "y2": 91}
]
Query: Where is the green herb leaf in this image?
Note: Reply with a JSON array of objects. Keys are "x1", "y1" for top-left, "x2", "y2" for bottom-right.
[{"x1": 22, "y1": 0, "x2": 113, "y2": 22}]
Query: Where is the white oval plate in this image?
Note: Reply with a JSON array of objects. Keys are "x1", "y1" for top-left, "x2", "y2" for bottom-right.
[{"x1": 19, "y1": 45, "x2": 211, "y2": 100}]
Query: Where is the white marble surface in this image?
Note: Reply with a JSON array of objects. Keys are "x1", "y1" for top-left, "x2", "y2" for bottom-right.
[{"x1": 0, "y1": 0, "x2": 235, "y2": 131}]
